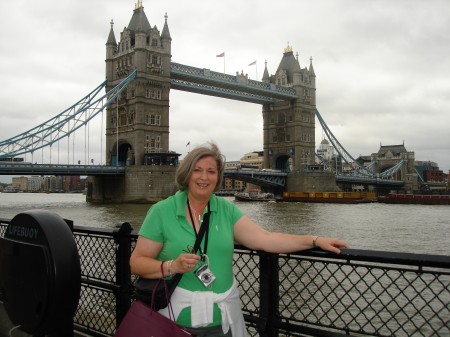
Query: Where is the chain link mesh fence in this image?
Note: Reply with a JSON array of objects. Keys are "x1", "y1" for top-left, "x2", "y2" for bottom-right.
[{"x1": 1, "y1": 220, "x2": 449, "y2": 337}]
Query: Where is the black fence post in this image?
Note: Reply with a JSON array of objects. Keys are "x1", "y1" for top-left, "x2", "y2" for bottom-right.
[
  {"x1": 114, "y1": 222, "x2": 133, "y2": 328},
  {"x1": 258, "y1": 251, "x2": 280, "y2": 337}
]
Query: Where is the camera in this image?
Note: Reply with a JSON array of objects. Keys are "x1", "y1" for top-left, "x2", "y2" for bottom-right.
[{"x1": 195, "y1": 264, "x2": 216, "y2": 288}]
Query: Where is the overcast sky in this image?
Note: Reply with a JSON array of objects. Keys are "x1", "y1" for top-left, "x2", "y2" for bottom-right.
[{"x1": 0, "y1": 0, "x2": 449, "y2": 183}]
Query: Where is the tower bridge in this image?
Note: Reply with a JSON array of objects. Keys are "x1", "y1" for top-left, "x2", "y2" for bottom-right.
[{"x1": 0, "y1": 3, "x2": 418, "y2": 202}]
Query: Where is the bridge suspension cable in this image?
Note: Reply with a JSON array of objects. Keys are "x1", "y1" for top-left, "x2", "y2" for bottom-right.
[
  {"x1": 315, "y1": 109, "x2": 374, "y2": 176},
  {"x1": 0, "y1": 70, "x2": 137, "y2": 161},
  {"x1": 315, "y1": 109, "x2": 405, "y2": 179}
]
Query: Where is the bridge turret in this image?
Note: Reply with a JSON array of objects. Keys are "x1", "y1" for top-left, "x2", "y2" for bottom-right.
[
  {"x1": 161, "y1": 13, "x2": 171, "y2": 54},
  {"x1": 292, "y1": 52, "x2": 302, "y2": 85},
  {"x1": 105, "y1": 19, "x2": 117, "y2": 83},
  {"x1": 309, "y1": 57, "x2": 316, "y2": 105},
  {"x1": 309, "y1": 57, "x2": 316, "y2": 78},
  {"x1": 262, "y1": 60, "x2": 270, "y2": 83},
  {"x1": 160, "y1": 13, "x2": 172, "y2": 78},
  {"x1": 129, "y1": 4, "x2": 150, "y2": 72},
  {"x1": 274, "y1": 44, "x2": 300, "y2": 86}
]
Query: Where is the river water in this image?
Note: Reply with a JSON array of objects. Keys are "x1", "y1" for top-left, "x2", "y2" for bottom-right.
[{"x1": 1, "y1": 192, "x2": 449, "y2": 256}]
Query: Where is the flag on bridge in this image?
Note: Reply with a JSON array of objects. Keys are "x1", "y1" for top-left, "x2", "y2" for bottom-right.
[
  {"x1": 216, "y1": 52, "x2": 226, "y2": 73},
  {"x1": 248, "y1": 60, "x2": 258, "y2": 79}
]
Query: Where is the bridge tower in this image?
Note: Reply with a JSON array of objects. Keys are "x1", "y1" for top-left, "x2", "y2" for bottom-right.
[
  {"x1": 262, "y1": 44, "x2": 316, "y2": 172},
  {"x1": 88, "y1": 2, "x2": 179, "y2": 203},
  {"x1": 372, "y1": 143, "x2": 419, "y2": 192},
  {"x1": 105, "y1": 2, "x2": 172, "y2": 166},
  {"x1": 261, "y1": 45, "x2": 338, "y2": 192}
]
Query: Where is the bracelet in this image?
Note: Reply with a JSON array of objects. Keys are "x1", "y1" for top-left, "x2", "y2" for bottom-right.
[
  {"x1": 312, "y1": 236, "x2": 319, "y2": 247},
  {"x1": 167, "y1": 260, "x2": 173, "y2": 276}
]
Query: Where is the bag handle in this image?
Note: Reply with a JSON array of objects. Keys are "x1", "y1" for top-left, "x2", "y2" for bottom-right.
[{"x1": 151, "y1": 262, "x2": 176, "y2": 319}]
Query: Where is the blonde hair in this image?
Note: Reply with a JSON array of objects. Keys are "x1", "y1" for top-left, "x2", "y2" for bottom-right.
[{"x1": 175, "y1": 142, "x2": 225, "y2": 192}]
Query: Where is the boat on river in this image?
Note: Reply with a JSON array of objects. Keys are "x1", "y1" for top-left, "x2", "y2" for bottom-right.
[
  {"x1": 281, "y1": 191, "x2": 377, "y2": 203},
  {"x1": 378, "y1": 193, "x2": 450, "y2": 205},
  {"x1": 1, "y1": 186, "x2": 19, "y2": 193},
  {"x1": 235, "y1": 190, "x2": 276, "y2": 202}
]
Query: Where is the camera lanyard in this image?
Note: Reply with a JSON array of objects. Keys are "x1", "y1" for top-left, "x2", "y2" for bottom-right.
[{"x1": 187, "y1": 199, "x2": 210, "y2": 258}]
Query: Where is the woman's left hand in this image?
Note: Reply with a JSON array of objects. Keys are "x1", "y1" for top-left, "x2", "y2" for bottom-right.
[
  {"x1": 172, "y1": 253, "x2": 201, "y2": 274},
  {"x1": 314, "y1": 237, "x2": 349, "y2": 254}
]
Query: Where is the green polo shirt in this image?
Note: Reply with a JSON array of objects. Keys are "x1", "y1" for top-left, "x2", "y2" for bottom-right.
[{"x1": 139, "y1": 189, "x2": 244, "y2": 327}]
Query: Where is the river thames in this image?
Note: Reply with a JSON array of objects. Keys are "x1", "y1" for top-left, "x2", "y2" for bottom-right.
[{"x1": 0, "y1": 192, "x2": 449, "y2": 256}]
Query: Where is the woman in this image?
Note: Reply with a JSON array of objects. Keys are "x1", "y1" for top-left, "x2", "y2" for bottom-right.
[{"x1": 130, "y1": 143, "x2": 349, "y2": 337}]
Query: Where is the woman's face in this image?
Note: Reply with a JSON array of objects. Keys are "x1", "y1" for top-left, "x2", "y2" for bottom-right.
[{"x1": 188, "y1": 156, "x2": 218, "y2": 201}]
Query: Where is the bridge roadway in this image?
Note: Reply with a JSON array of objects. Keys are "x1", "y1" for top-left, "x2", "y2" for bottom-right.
[
  {"x1": 0, "y1": 163, "x2": 125, "y2": 176},
  {"x1": 170, "y1": 62, "x2": 298, "y2": 104},
  {"x1": 224, "y1": 170, "x2": 287, "y2": 188},
  {"x1": 336, "y1": 174, "x2": 404, "y2": 186},
  {"x1": 225, "y1": 170, "x2": 405, "y2": 188},
  {"x1": 0, "y1": 164, "x2": 405, "y2": 188}
]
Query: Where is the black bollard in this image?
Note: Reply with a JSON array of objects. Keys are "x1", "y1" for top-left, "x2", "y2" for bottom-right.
[{"x1": 0, "y1": 210, "x2": 81, "y2": 336}]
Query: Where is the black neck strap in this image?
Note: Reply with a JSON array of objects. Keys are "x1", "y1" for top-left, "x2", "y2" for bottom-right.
[{"x1": 187, "y1": 200, "x2": 211, "y2": 256}]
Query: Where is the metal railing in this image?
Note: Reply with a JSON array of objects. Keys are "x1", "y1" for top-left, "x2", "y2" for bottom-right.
[{"x1": 1, "y1": 220, "x2": 449, "y2": 337}]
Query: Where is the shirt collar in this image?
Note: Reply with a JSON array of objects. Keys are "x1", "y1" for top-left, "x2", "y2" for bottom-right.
[{"x1": 175, "y1": 189, "x2": 217, "y2": 218}]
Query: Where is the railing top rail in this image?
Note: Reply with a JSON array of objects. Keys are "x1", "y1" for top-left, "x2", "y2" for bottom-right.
[
  {"x1": 234, "y1": 244, "x2": 450, "y2": 269},
  {"x1": 2, "y1": 221, "x2": 449, "y2": 269},
  {"x1": 284, "y1": 247, "x2": 450, "y2": 269}
]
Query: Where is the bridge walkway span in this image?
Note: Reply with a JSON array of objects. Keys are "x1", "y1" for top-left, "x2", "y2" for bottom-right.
[
  {"x1": 224, "y1": 170, "x2": 287, "y2": 188},
  {"x1": 0, "y1": 163, "x2": 125, "y2": 176}
]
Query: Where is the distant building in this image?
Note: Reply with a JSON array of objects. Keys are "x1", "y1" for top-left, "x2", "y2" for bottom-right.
[
  {"x1": 63, "y1": 175, "x2": 82, "y2": 192},
  {"x1": 240, "y1": 151, "x2": 263, "y2": 169},
  {"x1": 415, "y1": 161, "x2": 438, "y2": 181},
  {"x1": 12, "y1": 177, "x2": 27, "y2": 191},
  {"x1": 223, "y1": 151, "x2": 264, "y2": 192},
  {"x1": 316, "y1": 139, "x2": 334, "y2": 163},
  {"x1": 9, "y1": 175, "x2": 83, "y2": 192},
  {"x1": 225, "y1": 161, "x2": 240, "y2": 170},
  {"x1": 424, "y1": 170, "x2": 445, "y2": 183},
  {"x1": 28, "y1": 176, "x2": 44, "y2": 192},
  {"x1": 355, "y1": 155, "x2": 372, "y2": 167},
  {"x1": 415, "y1": 161, "x2": 446, "y2": 191},
  {"x1": 223, "y1": 161, "x2": 242, "y2": 191}
]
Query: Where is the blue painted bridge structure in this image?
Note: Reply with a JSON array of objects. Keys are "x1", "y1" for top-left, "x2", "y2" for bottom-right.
[
  {"x1": 0, "y1": 63, "x2": 298, "y2": 163},
  {"x1": 223, "y1": 170, "x2": 405, "y2": 189},
  {"x1": 0, "y1": 163, "x2": 125, "y2": 176},
  {"x1": 224, "y1": 170, "x2": 287, "y2": 188},
  {"x1": 0, "y1": 62, "x2": 407, "y2": 191},
  {"x1": 170, "y1": 62, "x2": 298, "y2": 104}
]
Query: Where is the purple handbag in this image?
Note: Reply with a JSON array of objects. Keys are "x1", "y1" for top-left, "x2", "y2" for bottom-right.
[{"x1": 114, "y1": 263, "x2": 196, "y2": 337}]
